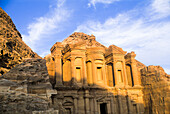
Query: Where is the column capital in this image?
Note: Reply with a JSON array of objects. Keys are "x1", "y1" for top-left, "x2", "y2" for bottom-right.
[
  {"x1": 70, "y1": 56, "x2": 75, "y2": 61},
  {"x1": 54, "y1": 54, "x2": 62, "y2": 59}
]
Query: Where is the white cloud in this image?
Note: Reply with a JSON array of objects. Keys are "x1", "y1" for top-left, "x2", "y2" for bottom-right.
[
  {"x1": 151, "y1": 0, "x2": 170, "y2": 15},
  {"x1": 148, "y1": 0, "x2": 170, "y2": 20},
  {"x1": 76, "y1": 0, "x2": 170, "y2": 73},
  {"x1": 22, "y1": 0, "x2": 70, "y2": 51},
  {"x1": 88, "y1": 0, "x2": 120, "y2": 7}
]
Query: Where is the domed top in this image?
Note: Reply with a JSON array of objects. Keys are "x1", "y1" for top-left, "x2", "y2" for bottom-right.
[
  {"x1": 50, "y1": 32, "x2": 106, "y2": 52},
  {"x1": 62, "y1": 32, "x2": 96, "y2": 45}
]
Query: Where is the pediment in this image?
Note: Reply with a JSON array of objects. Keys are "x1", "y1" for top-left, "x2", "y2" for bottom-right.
[
  {"x1": 96, "y1": 96, "x2": 107, "y2": 102},
  {"x1": 63, "y1": 101, "x2": 74, "y2": 106},
  {"x1": 106, "y1": 45, "x2": 127, "y2": 55},
  {"x1": 62, "y1": 44, "x2": 72, "y2": 53}
]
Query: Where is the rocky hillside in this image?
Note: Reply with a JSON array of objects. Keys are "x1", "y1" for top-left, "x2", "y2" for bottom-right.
[
  {"x1": 0, "y1": 7, "x2": 40, "y2": 76},
  {"x1": 141, "y1": 66, "x2": 170, "y2": 114},
  {"x1": 0, "y1": 59, "x2": 58, "y2": 114}
]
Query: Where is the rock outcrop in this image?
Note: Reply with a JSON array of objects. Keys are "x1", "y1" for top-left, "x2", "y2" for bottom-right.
[
  {"x1": 0, "y1": 59, "x2": 57, "y2": 114},
  {"x1": 0, "y1": 8, "x2": 59, "y2": 114},
  {"x1": 0, "y1": 7, "x2": 40, "y2": 76},
  {"x1": 141, "y1": 66, "x2": 170, "y2": 114},
  {"x1": 2, "y1": 59, "x2": 49, "y2": 84}
]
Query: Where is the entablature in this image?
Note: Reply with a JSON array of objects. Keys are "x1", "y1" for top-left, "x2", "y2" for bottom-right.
[{"x1": 50, "y1": 42, "x2": 63, "y2": 53}]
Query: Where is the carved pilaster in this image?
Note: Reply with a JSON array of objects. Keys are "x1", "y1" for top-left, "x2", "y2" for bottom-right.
[
  {"x1": 54, "y1": 54, "x2": 63, "y2": 86},
  {"x1": 113, "y1": 61, "x2": 119, "y2": 87},
  {"x1": 125, "y1": 52, "x2": 141, "y2": 87},
  {"x1": 85, "y1": 90, "x2": 90, "y2": 114},
  {"x1": 122, "y1": 60, "x2": 129, "y2": 87},
  {"x1": 94, "y1": 97, "x2": 98, "y2": 114},
  {"x1": 82, "y1": 57, "x2": 88, "y2": 85},
  {"x1": 71, "y1": 57, "x2": 76, "y2": 85},
  {"x1": 78, "y1": 91, "x2": 85, "y2": 114},
  {"x1": 74, "y1": 98, "x2": 78, "y2": 114},
  {"x1": 131, "y1": 60, "x2": 140, "y2": 86},
  {"x1": 102, "y1": 60, "x2": 107, "y2": 86},
  {"x1": 92, "y1": 59, "x2": 97, "y2": 85}
]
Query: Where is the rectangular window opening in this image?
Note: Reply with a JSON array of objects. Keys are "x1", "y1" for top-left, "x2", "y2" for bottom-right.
[
  {"x1": 97, "y1": 67, "x2": 102, "y2": 80},
  {"x1": 97, "y1": 67, "x2": 102, "y2": 69},
  {"x1": 76, "y1": 67, "x2": 81, "y2": 82},
  {"x1": 76, "y1": 67, "x2": 80, "y2": 69},
  {"x1": 118, "y1": 70, "x2": 123, "y2": 82}
]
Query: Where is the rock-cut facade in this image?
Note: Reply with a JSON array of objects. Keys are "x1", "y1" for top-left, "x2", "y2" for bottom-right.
[
  {"x1": 45, "y1": 32, "x2": 145, "y2": 114},
  {"x1": 1, "y1": 7, "x2": 169, "y2": 114}
]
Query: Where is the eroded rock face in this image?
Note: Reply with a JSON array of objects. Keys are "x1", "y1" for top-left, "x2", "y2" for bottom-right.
[
  {"x1": 0, "y1": 59, "x2": 58, "y2": 114},
  {"x1": 0, "y1": 8, "x2": 58, "y2": 114},
  {"x1": 2, "y1": 59, "x2": 49, "y2": 83},
  {"x1": 0, "y1": 90, "x2": 50, "y2": 114},
  {"x1": 0, "y1": 7, "x2": 40, "y2": 76},
  {"x1": 141, "y1": 66, "x2": 170, "y2": 114},
  {"x1": 1, "y1": 59, "x2": 54, "y2": 95}
]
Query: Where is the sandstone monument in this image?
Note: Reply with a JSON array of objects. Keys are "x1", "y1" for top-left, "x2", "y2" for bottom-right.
[
  {"x1": 0, "y1": 7, "x2": 169, "y2": 114},
  {"x1": 45, "y1": 32, "x2": 169, "y2": 114},
  {"x1": 45, "y1": 32, "x2": 145, "y2": 114}
]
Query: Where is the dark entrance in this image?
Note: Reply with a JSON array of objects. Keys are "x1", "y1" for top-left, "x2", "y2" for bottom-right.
[
  {"x1": 100, "y1": 103, "x2": 107, "y2": 114},
  {"x1": 65, "y1": 108, "x2": 71, "y2": 114}
]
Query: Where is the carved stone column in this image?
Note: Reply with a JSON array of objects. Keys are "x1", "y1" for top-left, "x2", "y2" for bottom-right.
[
  {"x1": 78, "y1": 91, "x2": 85, "y2": 114},
  {"x1": 71, "y1": 57, "x2": 76, "y2": 85},
  {"x1": 54, "y1": 54, "x2": 63, "y2": 86},
  {"x1": 122, "y1": 60, "x2": 129, "y2": 86},
  {"x1": 94, "y1": 98, "x2": 98, "y2": 114},
  {"x1": 87, "y1": 60, "x2": 93, "y2": 85},
  {"x1": 107, "y1": 102, "x2": 111, "y2": 114},
  {"x1": 131, "y1": 60, "x2": 140, "y2": 86},
  {"x1": 92, "y1": 59, "x2": 97, "y2": 85},
  {"x1": 82, "y1": 57, "x2": 88, "y2": 85},
  {"x1": 85, "y1": 90, "x2": 90, "y2": 114},
  {"x1": 125, "y1": 52, "x2": 140, "y2": 87},
  {"x1": 107, "y1": 63, "x2": 114, "y2": 87},
  {"x1": 127, "y1": 95, "x2": 133, "y2": 114},
  {"x1": 74, "y1": 97, "x2": 78, "y2": 114},
  {"x1": 90, "y1": 98, "x2": 94, "y2": 114},
  {"x1": 47, "y1": 58, "x2": 55, "y2": 85},
  {"x1": 97, "y1": 103, "x2": 100, "y2": 114},
  {"x1": 117, "y1": 90, "x2": 123, "y2": 114},
  {"x1": 102, "y1": 60, "x2": 107, "y2": 86},
  {"x1": 113, "y1": 61, "x2": 119, "y2": 87}
]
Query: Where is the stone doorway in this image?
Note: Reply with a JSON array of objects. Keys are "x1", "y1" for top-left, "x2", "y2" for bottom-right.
[
  {"x1": 65, "y1": 108, "x2": 71, "y2": 114},
  {"x1": 100, "y1": 103, "x2": 108, "y2": 114}
]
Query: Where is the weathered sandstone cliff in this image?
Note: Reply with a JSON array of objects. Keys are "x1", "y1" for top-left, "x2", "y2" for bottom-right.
[
  {"x1": 0, "y1": 7, "x2": 40, "y2": 76},
  {"x1": 0, "y1": 59, "x2": 57, "y2": 114},
  {"x1": 141, "y1": 66, "x2": 170, "y2": 114}
]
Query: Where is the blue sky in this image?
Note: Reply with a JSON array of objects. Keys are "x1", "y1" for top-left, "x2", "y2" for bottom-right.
[{"x1": 1, "y1": 0, "x2": 170, "y2": 74}]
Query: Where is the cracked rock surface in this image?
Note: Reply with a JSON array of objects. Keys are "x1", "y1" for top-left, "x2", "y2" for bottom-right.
[
  {"x1": 0, "y1": 59, "x2": 57, "y2": 114},
  {"x1": 0, "y1": 7, "x2": 40, "y2": 76}
]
